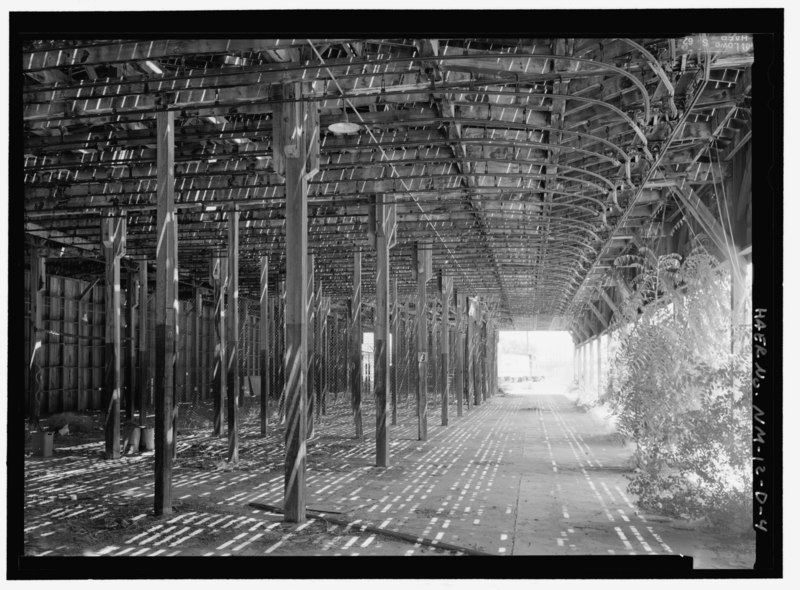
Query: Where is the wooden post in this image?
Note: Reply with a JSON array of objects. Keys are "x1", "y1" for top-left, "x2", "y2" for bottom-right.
[
  {"x1": 479, "y1": 311, "x2": 486, "y2": 402},
  {"x1": 102, "y1": 215, "x2": 126, "y2": 460},
  {"x1": 371, "y1": 193, "x2": 395, "y2": 467},
  {"x1": 390, "y1": 278, "x2": 399, "y2": 426},
  {"x1": 154, "y1": 110, "x2": 176, "y2": 515},
  {"x1": 465, "y1": 298, "x2": 474, "y2": 407},
  {"x1": 431, "y1": 306, "x2": 439, "y2": 409},
  {"x1": 126, "y1": 269, "x2": 137, "y2": 422},
  {"x1": 314, "y1": 285, "x2": 324, "y2": 421},
  {"x1": 211, "y1": 256, "x2": 227, "y2": 436},
  {"x1": 478, "y1": 308, "x2": 489, "y2": 401},
  {"x1": 227, "y1": 210, "x2": 240, "y2": 464},
  {"x1": 28, "y1": 248, "x2": 45, "y2": 427},
  {"x1": 415, "y1": 241, "x2": 431, "y2": 441},
  {"x1": 241, "y1": 301, "x2": 249, "y2": 407},
  {"x1": 193, "y1": 287, "x2": 202, "y2": 406},
  {"x1": 268, "y1": 298, "x2": 276, "y2": 417},
  {"x1": 306, "y1": 254, "x2": 316, "y2": 439},
  {"x1": 138, "y1": 261, "x2": 148, "y2": 426},
  {"x1": 454, "y1": 291, "x2": 465, "y2": 417},
  {"x1": 281, "y1": 82, "x2": 309, "y2": 523},
  {"x1": 350, "y1": 250, "x2": 363, "y2": 438},
  {"x1": 259, "y1": 256, "x2": 269, "y2": 437},
  {"x1": 319, "y1": 294, "x2": 326, "y2": 416},
  {"x1": 277, "y1": 279, "x2": 286, "y2": 423},
  {"x1": 440, "y1": 272, "x2": 452, "y2": 426},
  {"x1": 402, "y1": 302, "x2": 410, "y2": 404}
]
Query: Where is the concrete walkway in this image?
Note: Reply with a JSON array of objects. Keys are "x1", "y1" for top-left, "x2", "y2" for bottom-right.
[{"x1": 23, "y1": 383, "x2": 755, "y2": 566}]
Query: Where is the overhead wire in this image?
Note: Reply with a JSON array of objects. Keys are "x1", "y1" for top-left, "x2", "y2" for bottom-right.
[{"x1": 306, "y1": 39, "x2": 481, "y2": 301}]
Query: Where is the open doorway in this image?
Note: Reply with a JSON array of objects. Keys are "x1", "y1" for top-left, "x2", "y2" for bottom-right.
[{"x1": 497, "y1": 331, "x2": 574, "y2": 394}]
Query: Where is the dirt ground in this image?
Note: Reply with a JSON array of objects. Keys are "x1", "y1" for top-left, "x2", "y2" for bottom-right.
[{"x1": 21, "y1": 383, "x2": 755, "y2": 566}]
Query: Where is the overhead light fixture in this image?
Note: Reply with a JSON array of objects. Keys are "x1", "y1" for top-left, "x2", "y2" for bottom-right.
[
  {"x1": 143, "y1": 60, "x2": 163, "y2": 75},
  {"x1": 205, "y1": 205, "x2": 218, "y2": 212},
  {"x1": 327, "y1": 101, "x2": 361, "y2": 135}
]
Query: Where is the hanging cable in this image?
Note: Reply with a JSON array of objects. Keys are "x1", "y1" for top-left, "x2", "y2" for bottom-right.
[{"x1": 306, "y1": 39, "x2": 479, "y2": 298}]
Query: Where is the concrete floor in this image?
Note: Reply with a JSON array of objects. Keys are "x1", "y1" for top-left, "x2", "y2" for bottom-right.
[{"x1": 22, "y1": 381, "x2": 755, "y2": 566}]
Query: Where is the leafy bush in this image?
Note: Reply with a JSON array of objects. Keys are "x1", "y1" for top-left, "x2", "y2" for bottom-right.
[{"x1": 603, "y1": 245, "x2": 752, "y2": 530}]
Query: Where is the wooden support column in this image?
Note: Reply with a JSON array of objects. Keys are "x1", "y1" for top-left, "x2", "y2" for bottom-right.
[
  {"x1": 259, "y1": 256, "x2": 270, "y2": 437},
  {"x1": 154, "y1": 110, "x2": 176, "y2": 515},
  {"x1": 475, "y1": 312, "x2": 483, "y2": 403},
  {"x1": 454, "y1": 290, "x2": 465, "y2": 418},
  {"x1": 268, "y1": 295, "x2": 276, "y2": 416},
  {"x1": 483, "y1": 316, "x2": 489, "y2": 401},
  {"x1": 126, "y1": 269, "x2": 137, "y2": 422},
  {"x1": 211, "y1": 256, "x2": 227, "y2": 436},
  {"x1": 439, "y1": 271, "x2": 452, "y2": 426},
  {"x1": 277, "y1": 279, "x2": 286, "y2": 423},
  {"x1": 280, "y1": 82, "x2": 310, "y2": 523},
  {"x1": 137, "y1": 261, "x2": 148, "y2": 426},
  {"x1": 370, "y1": 193, "x2": 396, "y2": 467},
  {"x1": 306, "y1": 254, "x2": 316, "y2": 439},
  {"x1": 241, "y1": 302, "x2": 249, "y2": 406},
  {"x1": 597, "y1": 335, "x2": 603, "y2": 398},
  {"x1": 390, "y1": 278, "x2": 399, "y2": 426},
  {"x1": 314, "y1": 284, "x2": 323, "y2": 424},
  {"x1": 193, "y1": 287, "x2": 201, "y2": 406},
  {"x1": 414, "y1": 241, "x2": 432, "y2": 440},
  {"x1": 467, "y1": 298, "x2": 479, "y2": 407},
  {"x1": 102, "y1": 215, "x2": 126, "y2": 460},
  {"x1": 350, "y1": 250, "x2": 363, "y2": 438},
  {"x1": 28, "y1": 248, "x2": 45, "y2": 427},
  {"x1": 320, "y1": 296, "x2": 329, "y2": 416},
  {"x1": 492, "y1": 328, "x2": 500, "y2": 393},
  {"x1": 431, "y1": 306, "x2": 438, "y2": 402},
  {"x1": 227, "y1": 211, "x2": 240, "y2": 464},
  {"x1": 398, "y1": 303, "x2": 407, "y2": 403},
  {"x1": 585, "y1": 340, "x2": 591, "y2": 390}
]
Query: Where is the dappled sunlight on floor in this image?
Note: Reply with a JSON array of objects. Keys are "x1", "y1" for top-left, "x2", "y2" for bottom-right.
[{"x1": 24, "y1": 390, "x2": 755, "y2": 565}]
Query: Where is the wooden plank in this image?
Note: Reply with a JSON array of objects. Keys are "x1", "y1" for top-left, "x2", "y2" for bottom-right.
[
  {"x1": 259, "y1": 256, "x2": 269, "y2": 437},
  {"x1": 350, "y1": 250, "x2": 363, "y2": 438},
  {"x1": 227, "y1": 210, "x2": 240, "y2": 464},
  {"x1": 439, "y1": 271, "x2": 452, "y2": 426},
  {"x1": 154, "y1": 110, "x2": 176, "y2": 516},
  {"x1": 282, "y1": 82, "x2": 308, "y2": 523},
  {"x1": 102, "y1": 215, "x2": 126, "y2": 459}
]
